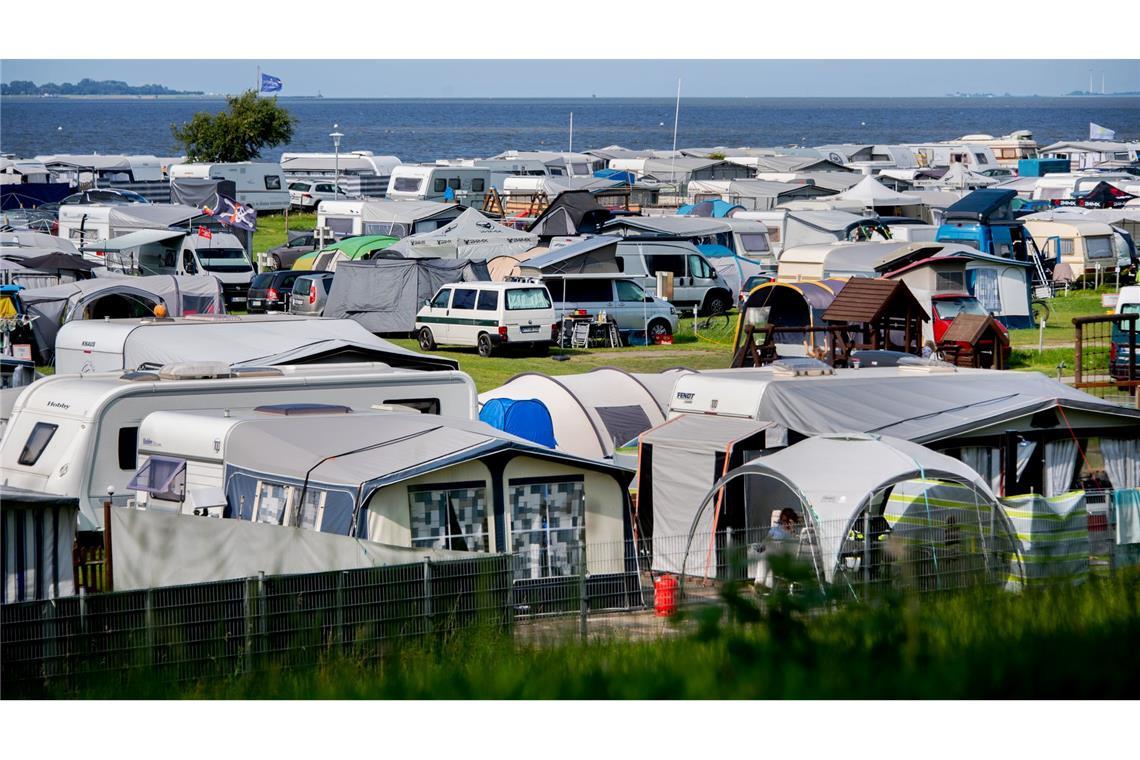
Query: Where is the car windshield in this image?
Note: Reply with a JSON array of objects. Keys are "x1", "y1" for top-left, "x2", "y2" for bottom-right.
[
  {"x1": 251, "y1": 273, "x2": 274, "y2": 288},
  {"x1": 506, "y1": 287, "x2": 552, "y2": 310},
  {"x1": 198, "y1": 249, "x2": 250, "y2": 269},
  {"x1": 935, "y1": 297, "x2": 988, "y2": 320}
]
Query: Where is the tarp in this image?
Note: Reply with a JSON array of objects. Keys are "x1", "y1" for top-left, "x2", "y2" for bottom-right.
[
  {"x1": 169, "y1": 177, "x2": 236, "y2": 208},
  {"x1": 603, "y1": 216, "x2": 729, "y2": 237},
  {"x1": 18, "y1": 275, "x2": 225, "y2": 361},
  {"x1": 516, "y1": 235, "x2": 622, "y2": 276},
  {"x1": 386, "y1": 207, "x2": 538, "y2": 260},
  {"x1": 323, "y1": 258, "x2": 490, "y2": 334},
  {"x1": 84, "y1": 228, "x2": 185, "y2": 252},
  {"x1": 298, "y1": 235, "x2": 400, "y2": 271},
  {"x1": 107, "y1": 204, "x2": 204, "y2": 229},
  {"x1": 479, "y1": 398, "x2": 557, "y2": 449},
  {"x1": 109, "y1": 507, "x2": 474, "y2": 590},
  {"x1": 1000, "y1": 491, "x2": 1088, "y2": 586},
  {"x1": 1, "y1": 486, "x2": 77, "y2": 602},
  {"x1": 528, "y1": 191, "x2": 613, "y2": 237}
]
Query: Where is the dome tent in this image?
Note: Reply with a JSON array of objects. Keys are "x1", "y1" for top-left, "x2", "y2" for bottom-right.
[
  {"x1": 679, "y1": 434, "x2": 1021, "y2": 592},
  {"x1": 479, "y1": 398, "x2": 557, "y2": 449}
]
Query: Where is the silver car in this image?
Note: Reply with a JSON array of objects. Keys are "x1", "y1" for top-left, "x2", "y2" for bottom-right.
[
  {"x1": 288, "y1": 180, "x2": 354, "y2": 211},
  {"x1": 544, "y1": 274, "x2": 679, "y2": 343},
  {"x1": 289, "y1": 272, "x2": 336, "y2": 316}
]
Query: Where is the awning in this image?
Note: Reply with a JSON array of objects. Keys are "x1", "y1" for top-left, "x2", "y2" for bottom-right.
[{"x1": 86, "y1": 229, "x2": 185, "y2": 251}]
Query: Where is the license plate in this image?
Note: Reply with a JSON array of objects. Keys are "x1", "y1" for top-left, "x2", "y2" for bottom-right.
[
  {"x1": 231, "y1": 296, "x2": 247, "y2": 303},
  {"x1": 521, "y1": 325, "x2": 540, "y2": 333},
  {"x1": 249, "y1": 300, "x2": 262, "y2": 306}
]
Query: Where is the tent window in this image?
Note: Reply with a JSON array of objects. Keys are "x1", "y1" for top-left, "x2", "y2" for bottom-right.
[
  {"x1": 383, "y1": 398, "x2": 440, "y2": 415},
  {"x1": 451, "y1": 289, "x2": 477, "y2": 310},
  {"x1": 254, "y1": 481, "x2": 290, "y2": 525},
  {"x1": 509, "y1": 478, "x2": 585, "y2": 579},
  {"x1": 476, "y1": 290, "x2": 499, "y2": 311},
  {"x1": 595, "y1": 405, "x2": 653, "y2": 449},
  {"x1": 117, "y1": 427, "x2": 138, "y2": 470},
  {"x1": 127, "y1": 456, "x2": 186, "y2": 502},
  {"x1": 297, "y1": 488, "x2": 326, "y2": 531},
  {"x1": 408, "y1": 484, "x2": 488, "y2": 552},
  {"x1": 17, "y1": 422, "x2": 57, "y2": 466},
  {"x1": 971, "y1": 268, "x2": 1002, "y2": 312}
]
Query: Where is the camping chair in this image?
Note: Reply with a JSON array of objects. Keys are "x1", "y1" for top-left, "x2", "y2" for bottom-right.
[{"x1": 571, "y1": 320, "x2": 591, "y2": 349}]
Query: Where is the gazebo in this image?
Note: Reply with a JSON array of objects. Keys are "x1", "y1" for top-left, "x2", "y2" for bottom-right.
[{"x1": 821, "y1": 278, "x2": 929, "y2": 357}]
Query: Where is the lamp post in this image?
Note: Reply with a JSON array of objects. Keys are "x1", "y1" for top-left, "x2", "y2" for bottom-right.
[{"x1": 330, "y1": 127, "x2": 344, "y2": 200}]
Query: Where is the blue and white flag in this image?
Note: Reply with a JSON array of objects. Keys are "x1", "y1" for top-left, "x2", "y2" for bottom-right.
[
  {"x1": 1089, "y1": 122, "x2": 1115, "y2": 141},
  {"x1": 260, "y1": 72, "x2": 283, "y2": 93},
  {"x1": 203, "y1": 194, "x2": 257, "y2": 232}
]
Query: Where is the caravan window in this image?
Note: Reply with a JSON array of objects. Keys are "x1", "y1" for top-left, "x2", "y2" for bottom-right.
[
  {"x1": 433, "y1": 178, "x2": 448, "y2": 193},
  {"x1": 471, "y1": 178, "x2": 485, "y2": 192},
  {"x1": 393, "y1": 177, "x2": 422, "y2": 193},
  {"x1": 264, "y1": 175, "x2": 282, "y2": 190},
  {"x1": 739, "y1": 233, "x2": 770, "y2": 254},
  {"x1": 17, "y1": 422, "x2": 58, "y2": 466},
  {"x1": 118, "y1": 427, "x2": 139, "y2": 470},
  {"x1": 448, "y1": 178, "x2": 462, "y2": 191},
  {"x1": 1086, "y1": 236, "x2": 1114, "y2": 260},
  {"x1": 408, "y1": 483, "x2": 488, "y2": 552},
  {"x1": 973, "y1": 153, "x2": 989, "y2": 165},
  {"x1": 383, "y1": 398, "x2": 441, "y2": 415},
  {"x1": 327, "y1": 217, "x2": 355, "y2": 235}
]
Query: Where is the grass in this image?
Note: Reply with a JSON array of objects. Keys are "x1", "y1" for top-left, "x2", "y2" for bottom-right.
[
  {"x1": 42, "y1": 571, "x2": 1140, "y2": 700},
  {"x1": 1009, "y1": 287, "x2": 1111, "y2": 350},
  {"x1": 252, "y1": 211, "x2": 317, "y2": 254}
]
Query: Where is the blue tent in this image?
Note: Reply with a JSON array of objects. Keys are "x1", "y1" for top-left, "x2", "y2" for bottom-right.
[
  {"x1": 593, "y1": 168, "x2": 636, "y2": 185},
  {"x1": 479, "y1": 398, "x2": 557, "y2": 449},
  {"x1": 677, "y1": 199, "x2": 744, "y2": 218}
]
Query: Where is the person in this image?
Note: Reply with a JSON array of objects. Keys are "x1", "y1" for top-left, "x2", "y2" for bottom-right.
[
  {"x1": 754, "y1": 508, "x2": 801, "y2": 591},
  {"x1": 922, "y1": 340, "x2": 936, "y2": 359}
]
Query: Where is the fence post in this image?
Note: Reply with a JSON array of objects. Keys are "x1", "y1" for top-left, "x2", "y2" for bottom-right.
[
  {"x1": 1128, "y1": 314, "x2": 1136, "y2": 393},
  {"x1": 257, "y1": 571, "x2": 267, "y2": 662},
  {"x1": 862, "y1": 511, "x2": 871, "y2": 592},
  {"x1": 1074, "y1": 319, "x2": 1083, "y2": 386},
  {"x1": 334, "y1": 571, "x2": 345, "y2": 653},
  {"x1": 102, "y1": 492, "x2": 114, "y2": 592},
  {"x1": 242, "y1": 575, "x2": 255, "y2": 673},
  {"x1": 579, "y1": 543, "x2": 588, "y2": 641},
  {"x1": 144, "y1": 587, "x2": 155, "y2": 670},
  {"x1": 423, "y1": 557, "x2": 433, "y2": 637}
]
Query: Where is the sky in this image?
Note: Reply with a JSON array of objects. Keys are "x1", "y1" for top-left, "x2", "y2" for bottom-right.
[{"x1": 3, "y1": 60, "x2": 1139, "y2": 98}]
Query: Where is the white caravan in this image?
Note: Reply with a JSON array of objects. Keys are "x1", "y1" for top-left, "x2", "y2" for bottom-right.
[
  {"x1": 386, "y1": 165, "x2": 490, "y2": 206},
  {"x1": 168, "y1": 162, "x2": 290, "y2": 211},
  {"x1": 280, "y1": 151, "x2": 402, "y2": 197},
  {"x1": 0, "y1": 363, "x2": 479, "y2": 529}
]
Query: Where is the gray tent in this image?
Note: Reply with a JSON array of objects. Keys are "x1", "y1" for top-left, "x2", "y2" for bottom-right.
[
  {"x1": 517, "y1": 236, "x2": 623, "y2": 276},
  {"x1": 385, "y1": 207, "x2": 537, "y2": 260},
  {"x1": 18, "y1": 274, "x2": 225, "y2": 361},
  {"x1": 323, "y1": 258, "x2": 490, "y2": 334}
]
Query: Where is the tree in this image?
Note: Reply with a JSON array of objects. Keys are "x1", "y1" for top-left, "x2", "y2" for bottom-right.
[{"x1": 172, "y1": 90, "x2": 296, "y2": 162}]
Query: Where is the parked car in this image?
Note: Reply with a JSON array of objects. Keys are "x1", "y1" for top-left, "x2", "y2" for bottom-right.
[
  {"x1": 264, "y1": 231, "x2": 322, "y2": 270},
  {"x1": 416, "y1": 281, "x2": 558, "y2": 358},
  {"x1": 59, "y1": 188, "x2": 150, "y2": 205},
  {"x1": 615, "y1": 239, "x2": 733, "y2": 316},
  {"x1": 288, "y1": 180, "x2": 353, "y2": 211},
  {"x1": 930, "y1": 293, "x2": 1011, "y2": 366},
  {"x1": 739, "y1": 273, "x2": 775, "y2": 306},
  {"x1": 1111, "y1": 285, "x2": 1140, "y2": 387},
  {"x1": 543, "y1": 274, "x2": 679, "y2": 343},
  {"x1": 247, "y1": 269, "x2": 320, "y2": 314},
  {"x1": 288, "y1": 272, "x2": 336, "y2": 316}
]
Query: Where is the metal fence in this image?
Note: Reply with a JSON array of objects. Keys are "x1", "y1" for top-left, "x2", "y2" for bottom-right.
[
  {"x1": 2, "y1": 511, "x2": 1132, "y2": 695},
  {"x1": 1074, "y1": 313, "x2": 1137, "y2": 406}
]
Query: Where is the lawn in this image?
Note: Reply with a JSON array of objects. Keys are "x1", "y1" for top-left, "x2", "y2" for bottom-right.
[{"x1": 252, "y1": 211, "x2": 317, "y2": 254}]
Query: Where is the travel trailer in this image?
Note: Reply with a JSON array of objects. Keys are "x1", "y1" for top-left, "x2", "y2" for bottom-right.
[
  {"x1": 280, "y1": 151, "x2": 401, "y2": 198},
  {"x1": 35, "y1": 154, "x2": 169, "y2": 184},
  {"x1": 386, "y1": 165, "x2": 490, "y2": 206},
  {"x1": 907, "y1": 143, "x2": 1000, "y2": 172},
  {"x1": 167, "y1": 162, "x2": 290, "y2": 211},
  {"x1": 1023, "y1": 218, "x2": 1125, "y2": 280},
  {"x1": 316, "y1": 199, "x2": 468, "y2": 238},
  {"x1": 956, "y1": 132, "x2": 1038, "y2": 168},
  {"x1": 0, "y1": 363, "x2": 478, "y2": 529}
]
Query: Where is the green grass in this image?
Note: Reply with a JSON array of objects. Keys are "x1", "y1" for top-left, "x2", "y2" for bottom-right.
[
  {"x1": 1009, "y1": 288, "x2": 1112, "y2": 349},
  {"x1": 45, "y1": 571, "x2": 1140, "y2": 700},
  {"x1": 252, "y1": 211, "x2": 317, "y2": 254}
]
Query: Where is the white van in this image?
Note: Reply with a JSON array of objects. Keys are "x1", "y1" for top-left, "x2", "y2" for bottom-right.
[
  {"x1": 416, "y1": 281, "x2": 557, "y2": 357},
  {"x1": 0, "y1": 363, "x2": 479, "y2": 529},
  {"x1": 87, "y1": 230, "x2": 254, "y2": 308},
  {"x1": 615, "y1": 239, "x2": 733, "y2": 315},
  {"x1": 386, "y1": 165, "x2": 490, "y2": 206},
  {"x1": 168, "y1": 162, "x2": 290, "y2": 211}
]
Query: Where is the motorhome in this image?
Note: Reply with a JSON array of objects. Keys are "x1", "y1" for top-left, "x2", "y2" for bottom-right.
[
  {"x1": 0, "y1": 363, "x2": 479, "y2": 529},
  {"x1": 57, "y1": 203, "x2": 252, "y2": 256},
  {"x1": 83, "y1": 229, "x2": 254, "y2": 308},
  {"x1": 317, "y1": 199, "x2": 468, "y2": 238},
  {"x1": 167, "y1": 162, "x2": 290, "y2": 211},
  {"x1": 280, "y1": 151, "x2": 401, "y2": 198},
  {"x1": 615, "y1": 239, "x2": 733, "y2": 315},
  {"x1": 956, "y1": 132, "x2": 1038, "y2": 168},
  {"x1": 386, "y1": 165, "x2": 490, "y2": 206}
]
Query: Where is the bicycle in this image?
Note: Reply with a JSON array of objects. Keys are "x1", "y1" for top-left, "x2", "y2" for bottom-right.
[
  {"x1": 694, "y1": 304, "x2": 731, "y2": 333},
  {"x1": 1031, "y1": 298, "x2": 1052, "y2": 324}
]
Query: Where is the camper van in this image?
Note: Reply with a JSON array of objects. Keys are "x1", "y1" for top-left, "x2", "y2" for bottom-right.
[
  {"x1": 386, "y1": 165, "x2": 490, "y2": 206},
  {"x1": 85, "y1": 229, "x2": 254, "y2": 308},
  {"x1": 0, "y1": 363, "x2": 479, "y2": 530},
  {"x1": 1023, "y1": 219, "x2": 1125, "y2": 280},
  {"x1": 168, "y1": 162, "x2": 290, "y2": 211},
  {"x1": 615, "y1": 239, "x2": 733, "y2": 315}
]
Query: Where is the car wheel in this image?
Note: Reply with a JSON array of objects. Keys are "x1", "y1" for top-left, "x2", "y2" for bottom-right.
[
  {"x1": 477, "y1": 333, "x2": 495, "y2": 358},
  {"x1": 700, "y1": 291, "x2": 729, "y2": 317},
  {"x1": 270, "y1": 254, "x2": 283, "y2": 271},
  {"x1": 418, "y1": 327, "x2": 437, "y2": 351},
  {"x1": 647, "y1": 319, "x2": 672, "y2": 343},
  {"x1": 531, "y1": 342, "x2": 549, "y2": 357}
]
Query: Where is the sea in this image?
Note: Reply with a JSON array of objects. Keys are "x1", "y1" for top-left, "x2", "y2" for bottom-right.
[{"x1": 1, "y1": 96, "x2": 1137, "y2": 161}]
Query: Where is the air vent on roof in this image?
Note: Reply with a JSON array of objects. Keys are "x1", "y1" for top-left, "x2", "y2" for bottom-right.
[
  {"x1": 158, "y1": 362, "x2": 233, "y2": 380},
  {"x1": 120, "y1": 370, "x2": 161, "y2": 382},
  {"x1": 231, "y1": 366, "x2": 284, "y2": 378},
  {"x1": 254, "y1": 403, "x2": 352, "y2": 416},
  {"x1": 770, "y1": 358, "x2": 834, "y2": 377}
]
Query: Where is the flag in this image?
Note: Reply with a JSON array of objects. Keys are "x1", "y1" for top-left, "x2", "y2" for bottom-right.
[
  {"x1": 260, "y1": 72, "x2": 283, "y2": 93},
  {"x1": 203, "y1": 194, "x2": 257, "y2": 232},
  {"x1": 197, "y1": 226, "x2": 212, "y2": 239},
  {"x1": 1089, "y1": 122, "x2": 1115, "y2": 141}
]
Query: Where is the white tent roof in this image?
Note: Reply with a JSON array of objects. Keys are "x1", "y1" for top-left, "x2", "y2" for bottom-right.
[
  {"x1": 385, "y1": 207, "x2": 537, "y2": 260},
  {"x1": 833, "y1": 175, "x2": 921, "y2": 206},
  {"x1": 935, "y1": 163, "x2": 999, "y2": 188},
  {"x1": 0, "y1": 231, "x2": 80, "y2": 254}
]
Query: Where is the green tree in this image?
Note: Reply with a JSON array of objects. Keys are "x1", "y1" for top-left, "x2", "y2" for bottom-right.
[{"x1": 172, "y1": 90, "x2": 296, "y2": 162}]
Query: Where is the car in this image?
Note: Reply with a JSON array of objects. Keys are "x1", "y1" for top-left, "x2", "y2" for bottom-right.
[
  {"x1": 59, "y1": 188, "x2": 150, "y2": 205},
  {"x1": 288, "y1": 180, "x2": 354, "y2": 211},
  {"x1": 930, "y1": 293, "x2": 1011, "y2": 367},
  {"x1": 416, "y1": 281, "x2": 558, "y2": 358},
  {"x1": 543, "y1": 274, "x2": 679, "y2": 344},
  {"x1": 247, "y1": 269, "x2": 322, "y2": 314},
  {"x1": 288, "y1": 272, "x2": 337, "y2": 316},
  {"x1": 1111, "y1": 285, "x2": 1140, "y2": 387},
  {"x1": 615, "y1": 239, "x2": 733, "y2": 316},
  {"x1": 264, "y1": 231, "x2": 322, "y2": 270},
  {"x1": 738, "y1": 273, "x2": 775, "y2": 306}
]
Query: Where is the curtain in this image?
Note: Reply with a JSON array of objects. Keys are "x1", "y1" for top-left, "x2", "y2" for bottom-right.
[
  {"x1": 971, "y1": 268, "x2": 1002, "y2": 313},
  {"x1": 1101, "y1": 439, "x2": 1140, "y2": 490},
  {"x1": 1044, "y1": 439, "x2": 1079, "y2": 497},
  {"x1": 958, "y1": 446, "x2": 1002, "y2": 493},
  {"x1": 1016, "y1": 440, "x2": 1037, "y2": 481}
]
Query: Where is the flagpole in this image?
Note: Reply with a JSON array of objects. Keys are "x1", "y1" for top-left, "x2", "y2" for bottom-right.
[{"x1": 256, "y1": 65, "x2": 260, "y2": 96}]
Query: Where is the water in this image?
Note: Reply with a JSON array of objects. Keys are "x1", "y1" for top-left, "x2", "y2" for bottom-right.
[{"x1": 1, "y1": 96, "x2": 1136, "y2": 161}]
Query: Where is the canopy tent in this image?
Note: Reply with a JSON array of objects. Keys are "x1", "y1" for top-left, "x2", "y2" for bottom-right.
[
  {"x1": 832, "y1": 175, "x2": 922, "y2": 213},
  {"x1": 478, "y1": 398, "x2": 557, "y2": 449},
  {"x1": 55, "y1": 314, "x2": 458, "y2": 373},
  {"x1": 527, "y1": 191, "x2": 614, "y2": 238},
  {"x1": 479, "y1": 368, "x2": 691, "y2": 460},
  {"x1": 782, "y1": 210, "x2": 890, "y2": 251},
  {"x1": 323, "y1": 257, "x2": 490, "y2": 335},
  {"x1": 683, "y1": 434, "x2": 1018, "y2": 588},
  {"x1": 295, "y1": 235, "x2": 400, "y2": 271},
  {"x1": 934, "y1": 163, "x2": 999, "y2": 189},
  {"x1": 516, "y1": 235, "x2": 622, "y2": 276},
  {"x1": 638, "y1": 414, "x2": 777, "y2": 575},
  {"x1": 17, "y1": 275, "x2": 225, "y2": 362},
  {"x1": 385, "y1": 207, "x2": 538, "y2": 260}
]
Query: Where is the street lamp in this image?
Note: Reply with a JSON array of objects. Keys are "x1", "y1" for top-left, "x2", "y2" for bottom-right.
[{"x1": 329, "y1": 126, "x2": 344, "y2": 200}]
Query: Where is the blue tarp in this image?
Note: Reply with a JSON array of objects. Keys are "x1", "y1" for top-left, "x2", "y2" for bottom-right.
[
  {"x1": 594, "y1": 169, "x2": 636, "y2": 184},
  {"x1": 479, "y1": 398, "x2": 557, "y2": 449},
  {"x1": 677, "y1": 199, "x2": 744, "y2": 218}
]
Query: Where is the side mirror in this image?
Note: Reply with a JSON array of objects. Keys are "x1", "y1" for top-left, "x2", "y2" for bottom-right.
[{"x1": 644, "y1": 295, "x2": 654, "y2": 303}]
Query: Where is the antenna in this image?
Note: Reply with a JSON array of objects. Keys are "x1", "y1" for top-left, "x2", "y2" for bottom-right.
[{"x1": 670, "y1": 78, "x2": 681, "y2": 202}]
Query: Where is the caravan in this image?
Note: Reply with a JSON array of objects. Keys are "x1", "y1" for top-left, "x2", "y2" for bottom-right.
[
  {"x1": 0, "y1": 363, "x2": 479, "y2": 529},
  {"x1": 168, "y1": 162, "x2": 290, "y2": 211},
  {"x1": 386, "y1": 165, "x2": 490, "y2": 206}
]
